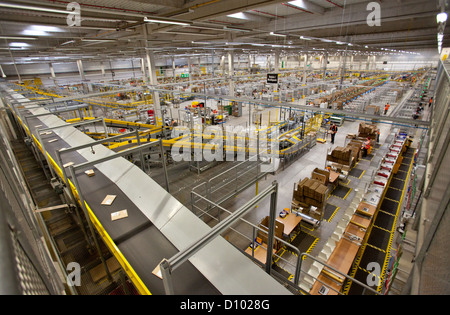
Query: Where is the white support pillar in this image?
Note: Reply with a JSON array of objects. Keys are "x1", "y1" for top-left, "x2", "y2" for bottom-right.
[
  {"x1": 322, "y1": 53, "x2": 328, "y2": 79},
  {"x1": 266, "y1": 55, "x2": 271, "y2": 72},
  {"x1": 140, "y1": 58, "x2": 146, "y2": 78},
  {"x1": 76, "y1": 60, "x2": 86, "y2": 81},
  {"x1": 0, "y1": 65, "x2": 5, "y2": 78},
  {"x1": 274, "y1": 51, "x2": 280, "y2": 73},
  {"x1": 146, "y1": 51, "x2": 161, "y2": 111},
  {"x1": 100, "y1": 62, "x2": 106, "y2": 77},
  {"x1": 228, "y1": 51, "x2": 235, "y2": 97},
  {"x1": 302, "y1": 54, "x2": 308, "y2": 84},
  {"x1": 188, "y1": 57, "x2": 192, "y2": 86},
  {"x1": 142, "y1": 25, "x2": 161, "y2": 112},
  {"x1": 49, "y1": 63, "x2": 56, "y2": 78},
  {"x1": 172, "y1": 57, "x2": 176, "y2": 78},
  {"x1": 227, "y1": 52, "x2": 234, "y2": 76}
]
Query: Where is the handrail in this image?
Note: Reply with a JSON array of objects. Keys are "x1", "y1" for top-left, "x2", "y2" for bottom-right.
[
  {"x1": 160, "y1": 181, "x2": 280, "y2": 294},
  {"x1": 299, "y1": 252, "x2": 381, "y2": 295}
]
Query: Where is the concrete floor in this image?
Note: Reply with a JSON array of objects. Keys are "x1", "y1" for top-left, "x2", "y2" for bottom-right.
[
  {"x1": 84, "y1": 82, "x2": 414, "y2": 291},
  {"x1": 143, "y1": 91, "x2": 405, "y2": 291}
]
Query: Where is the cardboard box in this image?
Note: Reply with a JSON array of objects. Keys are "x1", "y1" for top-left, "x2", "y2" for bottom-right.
[
  {"x1": 309, "y1": 180, "x2": 320, "y2": 198},
  {"x1": 315, "y1": 184, "x2": 328, "y2": 202},
  {"x1": 303, "y1": 178, "x2": 314, "y2": 198},
  {"x1": 312, "y1": 168, "x2": 330, "y2": 185},
  {"x1": 312, "y1": 172, "x2": 327, "y2": 185}
]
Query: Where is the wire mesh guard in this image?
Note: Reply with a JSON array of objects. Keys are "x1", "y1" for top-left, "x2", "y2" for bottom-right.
[{"x1": 10, "y1": 229, "x2": 50, "y2": 295}]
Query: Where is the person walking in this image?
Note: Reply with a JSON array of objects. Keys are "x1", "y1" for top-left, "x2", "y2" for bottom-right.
[
  {"x1": 330, "y1": 123, "x2": 338, "y2": 144},
  {"x1": 384, "y1": 103, "x2": 390, "y2": 115}
]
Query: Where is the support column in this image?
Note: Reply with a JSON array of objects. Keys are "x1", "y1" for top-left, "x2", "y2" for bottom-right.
[
  {"x1": 143, "y1": 25, "x2": 161, "y2": 113},
  {"x1": 101, "y1": 61, "x2": 106, "y2": 77},
  {"x1": 49, "y1": 63, "x2": 56, "y2": 78},
  {"x1": 0, "y1": 64, "x2": 5, "y2": 78},
  {"x1": 266, "y1": 55, "x2": 271, "y2": 72},
  {"x1": 274, "y1": 51, "x2": 280, "y2": 73},
  {"x1": 76, "y1": 59, "x2": 86, "y2": 81},
  {"x1": 220, "y1": 55, "x2": 225, "y2": 76},
  {"x1": 172, "y1": 57, "x2": 176, "y2": 78},
  {"x1": 339, "y1": 52, "x2": 347, "y2": 88},
  {"x1": 228, "y1": 51, "x2": 235, "y2": 97},
  {"x1": 188, "y1": 57, "x2": 192, "y2": 86},
  {"x1": 146, "y1": 50, "x2": 161, "y2": 112},
  {"x1": 302, "y1": 54, "x2": 308, "y2": 84},
  {"x1": 211, "y1": 51, "x2": 215, "y2": 78},
  {"x1": 322, "y1": 53, "x2": 328, "y2": 79}
]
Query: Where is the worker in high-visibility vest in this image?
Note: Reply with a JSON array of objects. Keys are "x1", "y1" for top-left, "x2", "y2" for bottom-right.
[
  {"x1": 384, "y1": 103, "x2": 390, "y2": 115},
  {"x1": 330, "y1": 123, "x2": 338, "y2": 144},
  {"x1": 362, "y1": 137, "x2": 371, "y2": 157}
]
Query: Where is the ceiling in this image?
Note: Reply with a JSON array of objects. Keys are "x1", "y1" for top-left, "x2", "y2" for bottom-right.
[{"x1": 0, "y1": 0, "x2": 447, "y2": 64}]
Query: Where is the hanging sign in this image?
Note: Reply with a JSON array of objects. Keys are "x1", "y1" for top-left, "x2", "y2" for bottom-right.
[{"x1": 267, "y1": 73, "x2": 278, "y2": 84}]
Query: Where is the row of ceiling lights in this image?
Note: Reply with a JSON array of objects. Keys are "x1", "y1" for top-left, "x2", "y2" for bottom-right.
[{"x1": 0, "y1": 2, "x2": 443, "y2": 61}]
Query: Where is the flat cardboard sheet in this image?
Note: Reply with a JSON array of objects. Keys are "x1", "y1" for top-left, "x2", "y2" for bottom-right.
[
  {"x1": 101, "y1": 194, "x2": 117, "y2": 205},
  {"x1": 111, "y1": 209, "x2": 128, "y2": 221}
]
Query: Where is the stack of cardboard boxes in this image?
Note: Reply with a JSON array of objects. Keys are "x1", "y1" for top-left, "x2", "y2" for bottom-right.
[
  {"x1": 347, "y1": 139, "x2": 363, "y2": 163},
  {"x1": 327, "y1": 146, "x2": 352, "y2": 166},
  {"x1": 293, "y1": 175, "x2": 328, "y2": 214},
  {"x1": 358, "y1": 122, "x2": 379, "y2": 140}
]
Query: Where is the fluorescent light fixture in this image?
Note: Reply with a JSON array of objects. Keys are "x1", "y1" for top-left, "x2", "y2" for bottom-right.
[
  {"x1": 300, "y1": 36, "x2": 311, "y2": 40},
  {"x1": 21, "y1": 25, "x2": 65, "y2": 36},
  {"x1": 81, "y1": 39, "x2": 115, "y2": 42},
  {"x1": 270, "y1": 32, "x2": 286, "y2": 37},
  {"x1": 0, "y1": 36, "x2": 36, "y2": 40},
  {"x1": 61, "y1": 40, "x2": 75, "y2": 46},
  {"x1": 0, "y1": 2, "x2": 73, "y2": 14},
  {"x1": 223, "y1": 26, "x2": 251, "y2": 32},
  {"x1": 144, "y1": 17, "x2": 191, "y2": 26},
  {"x1": 9, "y1": 42, "x2": 30, "y2": 47},
  {"x1": 437, "y1": 12, "x2": 448, "y2": 23},
  {"x1": 22, "y1": 30, "x2": 49, "y2": 36},
  {"x1": 227, "y1": 12, "x2": 248, "y2": 20}
]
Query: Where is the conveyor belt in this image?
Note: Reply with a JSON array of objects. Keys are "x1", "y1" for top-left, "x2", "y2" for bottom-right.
[
  {"x1": 2, "y1": 86, "x2": 292, "y2": 295},
  {"x1": 24, "y1": 109, "x2": 220, "y2": 295},
  {"x1": 345, "y1": 146, "x2": 414, "y2": 295}
]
